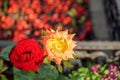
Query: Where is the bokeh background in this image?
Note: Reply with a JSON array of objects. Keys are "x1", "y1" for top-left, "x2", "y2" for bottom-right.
[{"x1": 0, "y1": 0, "x2": 120, "y2": 80}]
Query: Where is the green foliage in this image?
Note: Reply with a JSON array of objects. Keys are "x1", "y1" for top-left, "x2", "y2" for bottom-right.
[
  {"x1": 0, "y1": 43, "x2": 16, "y2": 60},
  {"x1": 57, "y1": 65, "x2": 63, "y2": 73},
  {"x1": 13, "y1": 64, "x2": 70, "y2": 80},
  {"x1": 67, "y1": 8, "x2": 77, "y2": 17},
  {"x1": 41, "y1": 29, "x2": 46, "y2": 36},
  {"x1": 71, "y1": 18, "x2": 77, "y2": 27},
  {"x1": 13, "y1": 67, "x2": 36, "y2": 80},
  {"x1": 79, "y1": 16, "x2": 86, "y2": 24},
  {"x1": 71, "y1": 18, "x2": 78, "y2": 30},
  {"x1": 69, "y1": 65, "x2": 109, "y2": 80},
  {"x1": 37, "y1": 64, "x2": 59, "y2": 80},
  {"x1": 43, "y1": 57, "x2": 51, "y2": 64},
  {"x1": 77, "y1": 0, "x2": 83, "y2": 4},
  {"x1": 0, "y1": 59, "x2": 4, "y2": 71},
  {"x1": 0, "y1": 59, "x2": 8, "y2": 80},
  {"x1": 63, "y1": 60, "x2": 73, "y2": 68},
  {"x1": 3, "y1": 0, "x2": 8, "y2": 13},
  {"x1": 56, "y1": 74, "x2": 70, "y2": 80},
  {"x1": 0, "y1": 60, "x2": 8, "y2": 74},
  {"x1": 118, "y1": 74, "x2": 120, "y2": 80},
  {"x1": 0, "y1": 74, "x2": 8, "y2": 80},
  {"x1": 100, "y1": 64, "x2": 106, "y2": 73}
]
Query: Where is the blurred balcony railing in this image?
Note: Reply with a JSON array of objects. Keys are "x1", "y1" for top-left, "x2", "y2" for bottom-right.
[{"x1": 0, "y1": 40, "x2": 120, "y2": 50}]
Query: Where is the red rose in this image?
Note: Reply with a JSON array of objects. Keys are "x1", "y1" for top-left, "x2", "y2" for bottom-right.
[{"x1": 9, "y1": 39, "x2": 44, "y2": 71}]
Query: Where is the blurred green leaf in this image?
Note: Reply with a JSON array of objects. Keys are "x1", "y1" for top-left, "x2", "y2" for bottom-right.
[
  {"x1": 0, "y1": 59, "x2": 4, "y2": 69},
  {"x1": 57, "y1": 65, "x2": 63, "y2": 73},
  {"x1": 94, "y1": 72, "x2": 99, "y2": 77},
  {"x1": 86, "y1": 60, "x2": 92, "y2": 68},
  {"x1": 100, "y1": 64, "x2": 106, "y2": 73},
  {"x1": 67, "y1": 8, "x2": 77, "y2": 17},
  {"x1": 71, "y1": 18, "x2": 78, "y2": 30},
  {"x1": 91, "y1": 75, "x2": 97, "y2": 80},
  {"x1": 73, "y1": 53, "x2": 78, "y2": 59},
  {"x1": 72, "y1": 71, "x2": 78, "y2": 76},
  {"x1": 79, "y1": 16, "x2": 86, "y2": 24},
  {"x1": 77, "y1": 0, "x2": 83, "y2": 4},
  {"x1": 104, "y1": 70, "x2": 109, "y2": 75},
  {"x1": 0, "y1": 59, "x2": 8, "y2": 73},
  {"x1": 41, "y1": 29, "x2": 46, "y2": 36},
  {"x1": 56, "y1": 74, "x2": 70, "y2": 80},
  {"x1": 3, "y1": 0, "x2": 8, "y2": 13},
  {"x1": 118, "y1": 74, "x2": 120, "y2": 80},
  {"x1": 63, "y1": 61, "x2": 73, "y2": 68},
  {"x1": 0, "y1": 43, "x2": 16, "y2": 60},
  {"x1": 1, "y1": 66, "x2": 8, "y2": 73},
  {"x1": 43, "y1": 57, "x2": 50, "y2": 64},
  {"x1": 86, "y1": 77, "x2": 91, "y2": 80},
  {"x1": 69, "y1": 65, "x2": 102, "y2": 80},
  {"x1": 78, "y1": 67, "x2": 87, "y2": 73},
  {"x1": 0, "y1": 74, "x2": 8, "y2": 80},
  {"x1": 13, "y1": 67, "x2": 36, "y2": 80},
  {"x1": 37, "y1": 64, "x2": 59, "y2": 80}
]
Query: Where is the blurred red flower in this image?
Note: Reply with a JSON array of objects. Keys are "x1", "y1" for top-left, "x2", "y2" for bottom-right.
[
  {"x1": 0, "y1": 0, "x2": 2, "y2": 7},
  {"x1": 13, "y1": 31, "x2": 28, "y2": 41},
  {"x1": 0, "y1": 0, "x2": 92, "y2": 41},
  {"x1": 1, "y1": 16, "x2": 15, "y2": 29}
]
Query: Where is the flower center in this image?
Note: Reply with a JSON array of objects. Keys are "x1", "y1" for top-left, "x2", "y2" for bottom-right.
[{"x1": 49, "y1": 39, "x2": 68, "y2": 53}]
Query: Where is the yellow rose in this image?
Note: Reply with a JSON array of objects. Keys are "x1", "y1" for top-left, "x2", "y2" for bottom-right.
[{"x1": 43, "y1": 29, "x2": 76, "y2": 65}]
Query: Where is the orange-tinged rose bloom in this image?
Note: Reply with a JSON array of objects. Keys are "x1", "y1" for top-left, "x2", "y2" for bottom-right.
[{"x1": 42, "y1": 29, "x2": 76, "y2": 65}]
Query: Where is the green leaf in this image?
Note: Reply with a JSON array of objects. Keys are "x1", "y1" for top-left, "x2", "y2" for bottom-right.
[
  {"x1": 73, "y1": 53, "x2": 78, "y2": 59},
  {"x1": 77, "y1": 0, "x2": 83, "y2": 4},
  {"x1": 37, "y1": 64, "x2": 59, "y2": 80},
  {"x1": 43, "y1": 57, "x2": 51, "y2": 64},
  {"x1": 0, "y1": 59, "x2": 4, "y2": 69},
  {"x1": 63, "y1": 61, "x2": 73, "y2": 68},
  {"x1": 118, "y1": 74, "x2": 120, "y2": 80},
  {"x1": 104, "y1": 70, "x2": 109, "y2": 75},
  {"x1": 86, "y1": 77, "x2": 91, "y2": 80},
  {"x1": 86, "y1": 60, "x2": 92, "y2": 67},
  {"x1": 0, "y1": 74, "x2": 8, "y2": 80},
  {"x1": 69, "y1": 66, "x2": 94, "y2": 80},
  {"x1": 1, "y1": 66, "x2": 8, "y2": 73},
  {"x1": 79, "y1": 16, "x2": 86, "y2": 24},
  {"x1": 71, "y1": 18, "x2": 78, "y2": 30},
  {"x1": 3, "y1": 0, "x2": 8, "y2": 13},
  {"x1": 72, "y1": 71, "x2": 78, "y2": 76},
  {"x1": 91, "y1": 75, "x2": 97, "y2": 80},
  {"x1": 56, "y1": 74, "x2": 70, "y2": 80},
  {"x1": 41, "y1": 29, "x2": 46, "y2": 36},
  {"x1": 67, "y1": 8, "x2": 77, "y2": 17},
  {"x1": 0, "y1": 43, "x2": 16, "y2": 60},
  {"x1": 100, "y1": 64, "x2": 106, "y2": 73},
  {"x1": 13, "y1": 67, "x2": 36, "y2": 80},
  {"x1": 0, "y1": 59, "x2": 8, "y2": 73},
  {"x1": 57, "y1": 65, "x2": 63, "y2": 73}
]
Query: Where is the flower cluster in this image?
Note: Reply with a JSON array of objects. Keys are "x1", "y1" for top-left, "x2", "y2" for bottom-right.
[
  {"x1": 101, "y1": 64, "x2": 120, "y2": 80},
  {"x1": 90, "y1": 64, "x2": 120, "y2": 80},
  {"x1": 69, "y1": 64, "x2": 120, "y2": 80},
  {"x1": 90, "y1": 64, "x2": 100, "y2": 73},
  {"x1": 9, "y1": 29, "x2": 76, "y2": 71},
  {"x1": 0, "y1": 0, "x2": 91, "y2": 41}
]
